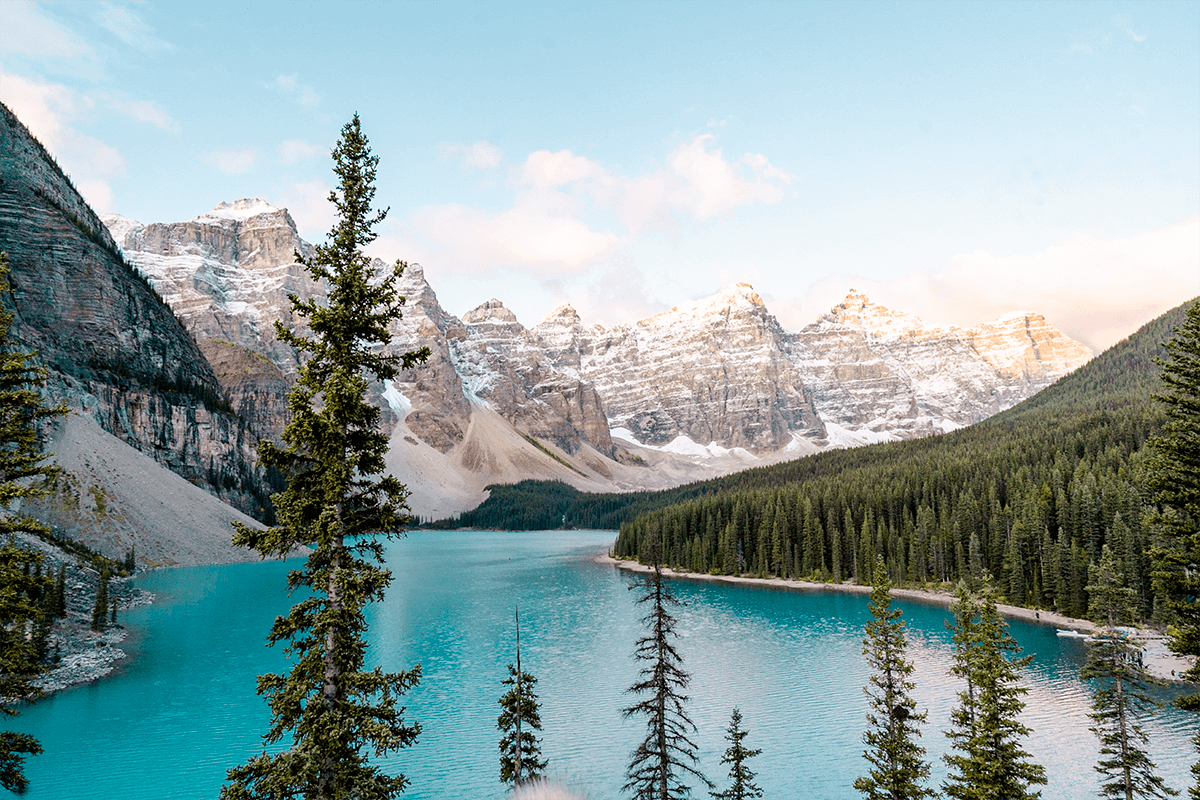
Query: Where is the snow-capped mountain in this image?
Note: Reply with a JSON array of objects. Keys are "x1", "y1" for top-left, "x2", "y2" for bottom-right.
[{"x1": 103, "y1": 200, "x2": 1093, "y2": 517}]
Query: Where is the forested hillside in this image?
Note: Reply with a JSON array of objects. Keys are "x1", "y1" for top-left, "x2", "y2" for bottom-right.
[{"x1": 434, "y1": 300, "x2": 1193, "y2": 618}]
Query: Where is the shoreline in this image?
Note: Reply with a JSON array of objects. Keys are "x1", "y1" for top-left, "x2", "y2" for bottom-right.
[{"x1": 597, "y1": 554, "x2": 1196, "y2": 684}]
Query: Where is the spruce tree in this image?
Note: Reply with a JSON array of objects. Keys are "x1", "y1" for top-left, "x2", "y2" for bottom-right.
[
  {"x1": 710, "y1": 708, "x2": 761, "y2": 800},
  {"x1": 91, "y1": 567, "x2": 108, "y2": 631},
  {"x1": 1147, "y1": 301, "x2": 1200, "y2": 696},
  {"x1": 0, "y1": 251, "x2": 66, "y2": 793},
  {"x1": 623, "y1": 560, "x2": 709, "y2": 799},
  {"x1": 498, "y1": 608, "x2": 547, "y2": 787},
  {"x1": 943, "y1": 578, "x2": 1046, "y2": 800},
  {"x1": 221, "y1": 116, "x2": 429, "y2": 800},
  {"x1": 0, "y1": 251, "x2": 66, "y2": 796},
  {"x1": 1144, "y1": 300, "x2": 1200, "y2": 798},
  {"x1": 1084, "y1": 546, "x2": 1178, "y2": 799},
  {"x1": 854, "y1": 555, "x2": 934, "y2": 800}
]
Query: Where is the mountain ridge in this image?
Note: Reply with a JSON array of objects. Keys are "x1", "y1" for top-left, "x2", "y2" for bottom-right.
[{"x1": 104, "y1": 198, "x2": 1093, "y2": 518}]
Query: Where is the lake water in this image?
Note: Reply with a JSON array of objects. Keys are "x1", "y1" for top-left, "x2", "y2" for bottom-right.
[{"x1": 10, "y1": 529, "x2": 1198, "y2": 799}]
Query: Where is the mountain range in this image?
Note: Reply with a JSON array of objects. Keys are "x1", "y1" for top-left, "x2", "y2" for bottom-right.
[
  {"x1": 0, "y1": 99, "x2": 1095, "y2": 561},
  {"x1": 100, "y1": 198, "x2": 1092, "y2": 519}
]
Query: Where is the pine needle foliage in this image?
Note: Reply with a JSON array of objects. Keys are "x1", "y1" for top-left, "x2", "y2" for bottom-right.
[
  {"x1": 498, "y1": 663, "x2": 547, "y2": 786},
  {"x1": 623, "y1": 561, "x2": 709, "y2": 800},
  {"x1": 221, "y1": 116, "x2": 429, "y2": 800},
  {"x1": 1147, "y1": 301, "x2": 1200, "y2": 696},
  {"x1": 1084, "y1": 546, "x2": 1177, "y2": 800},
  {"x1": 943, "y1": 578, "x2": 1046, "y2": 800},
  {"x1": 710, "y1": 708, "x2": 761, "y2": 800},
  {"x1": 0, "y1": 250, "x2": 65, "y2": 793},
  {"x1": 854, "y1": 555, "x2": 934, "y2": 800}
]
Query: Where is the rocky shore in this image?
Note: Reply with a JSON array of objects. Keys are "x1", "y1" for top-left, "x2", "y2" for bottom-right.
[
  {"x1": 13, "y1": 532, "x2": 154, "y2": 695},
  {"x1": 600, "y1": 554, "x2": 1197, "y2": 684}
]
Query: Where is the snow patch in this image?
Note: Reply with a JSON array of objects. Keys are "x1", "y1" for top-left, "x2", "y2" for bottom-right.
[
  {"x1": 609, "y1": 428, "x2": 755, "y2": 460},
  {"x1": 381, "y1": 380, "x2": 411, "y2": 418},
  {"x1": 199, "y1": 198, "x2": 280, "y2": 222},
  {"x1": 939, "y1": 418, "x2": 965, "y2": 433},
  {"x1": 821, "y1": 420, "x2": 901, "y2": 450}
]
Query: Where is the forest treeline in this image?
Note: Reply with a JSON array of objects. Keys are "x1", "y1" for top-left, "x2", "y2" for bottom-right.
[{"x1": 433, "y1": 300, "x2": 1195, "y2": 620}]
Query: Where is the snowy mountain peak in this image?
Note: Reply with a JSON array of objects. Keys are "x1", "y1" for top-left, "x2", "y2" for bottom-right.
[
  {"x1": 199, "y1": 198, "x2": 281, "y2": 222},
  {"x1": 825, "y1": 290, "x2": 928, "y2": 338},
  {"x1": 541, "y1": 303, "x2": 581, "y2": 325},
  {"x1": 99, "y1": 213, "x2": 142, "y2": 244},
  {"x1": 462, "y1": 298, "x2": 521, "y2": 326}
]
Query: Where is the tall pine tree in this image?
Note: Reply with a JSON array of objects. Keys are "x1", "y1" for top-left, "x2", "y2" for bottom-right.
[
  {"x1": 0, "y1": 251, "x2": 65, "y2": 793},
  {"x1": 710, "y1": 708, "x2": 761, "y2": 800},
  {"x1": 943, "y1": 579, "x2": 1046, "y2": 800},
  {"x1": 1084, "y1": 546, "x2": 1178, "y2": 799},
  {"x1": 623, "y1": 559, "x2": 709, "y2": 800},
  {"x1": 1147, "y1": 300, "x2": 1200, "y2": 694},
  {"x1": 498, "y1": 608, "x2": 547, "y2": 787},
  {"x1": 854, "y1": 555, "x2": 934, "y2": 800},
  {"x1": 222, "y1": 117, "x2": 429, "y2": 800},
  {"x1": 1145, "y1": 299, "x2": 1200, "y2": 798}
]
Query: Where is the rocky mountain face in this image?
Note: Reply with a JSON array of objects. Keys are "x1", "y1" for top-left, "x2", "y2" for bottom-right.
[
  {"x1": 533, "y1": 284, "x2": 825, "y2": 453},
  {"x1": 0, "y1": 102, "x2": 270, "y2": 524},
  {"x1": 787, "y1": 290, "x2": 1093, "y2": 439},
  {"x1": 104, "y1": 198, "x2": 1093, "y2": 518}
]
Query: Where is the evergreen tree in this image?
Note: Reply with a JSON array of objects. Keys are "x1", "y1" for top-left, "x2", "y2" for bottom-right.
[
  {"x1": 1084, "y1": 547, "x2": 1178, "y2": 799},
  {"x1": 854, "y1": 555, "x2": 934, "y2": 800},
  {"x1": 943, "y1": 579, "x2": 1046, "y2": 799},
  {"x1": 0, "y1": 251, "x2": 66, "y2": 793},
  {"x1": 498, "y1": 608, "x2": 546, "y2": 787},
  {"x1": 1147, "y1": 301, "x2": 1200, "y2": 698},
  {"x1": 53, "y1": 563, "x2": 66, "y2": 618},
  {"x1": 90, "y1": 567, "x2": 108, "y2": 631},
  {"x1": 710, "y1": 708, "x2": 761, "y2": 800},
  {"x1": 222, "y1": 116, "x2": 429, "y2": 800},
  {"x1": 1144, "y1": 300, "x2": 1200, "y2": 798},
  {"x1": 623, "y1": 560, "x2": 709, "y2": 799}
]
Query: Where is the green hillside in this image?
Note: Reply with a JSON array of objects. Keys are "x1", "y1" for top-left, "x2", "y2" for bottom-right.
[{"x1": 433, "y1": 299, "x2": 1194, "y2": 620}]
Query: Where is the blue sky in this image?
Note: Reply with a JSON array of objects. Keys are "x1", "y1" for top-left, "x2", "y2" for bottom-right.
[{"x1": 1, "y1": 0, "x2": 1197, "y2": 350}]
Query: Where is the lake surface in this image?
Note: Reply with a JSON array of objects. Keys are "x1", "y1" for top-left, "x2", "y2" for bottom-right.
[{"x1": 11, "y1": 529, "x2": 1198, "y2": 799}]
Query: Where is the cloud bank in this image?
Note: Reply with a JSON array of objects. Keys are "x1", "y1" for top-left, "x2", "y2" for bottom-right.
[{"x1": 772, "y1": 215, "x2": 1200, "y2": 353}]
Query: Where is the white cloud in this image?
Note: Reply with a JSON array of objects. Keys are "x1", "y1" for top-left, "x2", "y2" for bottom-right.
[
  {"x1": 517, "y1": 149, "x2": 603, "y2": 187},
  {"x1": 278, "y1": 139, "x2": 323, "y2": 163},
  {"x1": 771, "y1": 216, "x2": 1200, "y2": 353},
  {"x1": 409, "y1": 134, "x2": 790, "y2": 277},
  {"x1": 92, "y1": 1, "x2": 171, "y2": 52},
  {"x1": 439, "y1": 140, "x2": 504, "y2": 170},
  {"x1": 208, "y1": 147, "x2": 259, "y2": 175},
  {"x1": 273, "y1": 74, "x2": 319, "y2": 106},
  {"x1": 277, "y1": 180, "x2": 335, "y2": 241},
  {"x1": 0, "y1": 1, "x2": 96, "y2": 65},
  {"x1": 414, "y1": 202, "x2": 621, "y2": 272},
  {"x1": 0, "y1": 69, "x2": 125, "y2": 212},
  {"x1": 104, "y1": 95, "x2": 179, "y2": 132},
  {"x1": 665, "y1": 134, "x2": 791, "y2": 218}
]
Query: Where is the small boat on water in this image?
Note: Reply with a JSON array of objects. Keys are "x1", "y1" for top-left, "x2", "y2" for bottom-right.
[{"x1": 1056, "y1": 629, "x2": 1091, "y2": 638}]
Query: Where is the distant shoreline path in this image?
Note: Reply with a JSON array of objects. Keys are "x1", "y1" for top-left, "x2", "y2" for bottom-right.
[{"x1": 597, "y1": 554, "x2": 1195, "y2": 684}]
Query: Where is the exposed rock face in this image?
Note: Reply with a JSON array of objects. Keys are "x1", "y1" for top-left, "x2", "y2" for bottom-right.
[
  {"x1": 111, "y1": 206, "x2": 616, "y2": 460},
  {"x1": 102, "y1": 196, "x2": 1094, "y2": 518},
  {"x1": 0, "y1": 102, "x2": 269, "y2": 519},
  {"x1": 197, "y1": 339, "x2": 289, "y2": 443},
  {"x1": 102, "y1": 199, "x2": 320, "y2": 374},
  {"x1": 786, "y1": 289, "x2": 1093, "y2": 437},
  {"x1": 534, "y1": 284, "x2": 825, "y2": 453}
]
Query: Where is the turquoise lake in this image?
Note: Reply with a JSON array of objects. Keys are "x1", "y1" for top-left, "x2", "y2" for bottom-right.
[{"x1": 11, "y1": 529, "x2": 1199, "y2": 798}]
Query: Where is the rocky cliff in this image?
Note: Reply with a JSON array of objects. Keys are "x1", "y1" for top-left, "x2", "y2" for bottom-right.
[
  {"x1": 787, "y1": 290, "x2": 1093, "y2": 439},
  {"x1": 0, "y1": 102, "x2": 270, "y2": 521},
  {"x1": 533, "y1": 284, "x2": 825, "y2": 453}
]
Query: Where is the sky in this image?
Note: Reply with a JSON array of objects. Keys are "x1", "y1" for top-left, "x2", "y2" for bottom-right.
[{"x1": 1, "y1": 0, "x2": 1197, "y2": 352}]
